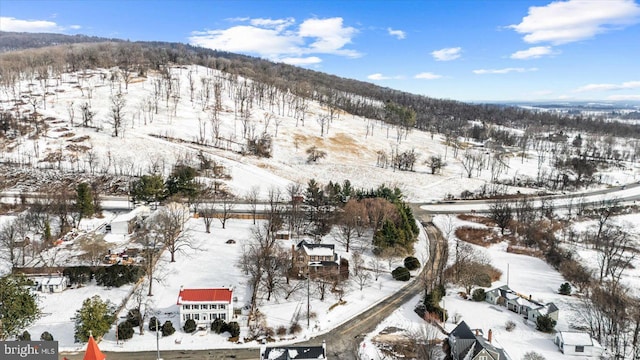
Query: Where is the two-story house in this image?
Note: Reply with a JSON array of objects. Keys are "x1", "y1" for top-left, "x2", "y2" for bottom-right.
[
  {"x1": 176, "y1": 287, "x2": 234, "y2": 329},
  {"x1": 292, "y1": 240, "x2": 340, "y2": 278}
]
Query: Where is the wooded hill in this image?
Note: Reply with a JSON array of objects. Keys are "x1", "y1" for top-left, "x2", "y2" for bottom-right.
[{"x1": 2, "y1": 31, "x2": 639, "y2": 139}]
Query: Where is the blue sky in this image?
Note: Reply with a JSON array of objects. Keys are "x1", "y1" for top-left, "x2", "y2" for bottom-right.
[{"x1": 1, "y1": 0, "x2": 640, "y2": 103}]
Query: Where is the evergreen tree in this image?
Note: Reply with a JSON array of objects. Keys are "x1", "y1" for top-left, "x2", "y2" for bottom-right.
[
  {"x1": 76, "y1": 182, "x2": 94, "y2": 221},
  {"x1": 0, "y1": 275, "x2": 41, "y2": 340},
  {"x1": 161, "y1": 321, "x2": 175, "y2": 336},
  {"x1": 183, "y1": 318, "x2": 196, "y2": 333},
  {"x1": 536, "y1": 315, "x2": 557, "y2": 333},
  {"x1": 130, "y1": 174, "x2": 165, "y2": 204},
  {"x1": 74, "y1": 295, "x2": 115, "y2": 342},
  {"x1": 148, "y1": 316, "x2": 159, "y2": 332},
  {"x1": 40, "y1": 331, "x2": 54, "y2": 341},
  {"x1": 558, "y1": 282, "x2": 572, "y2": 295},
  {"x1": 17, "y1": 330, "x2": 31, "y2": 341},
  {"x1": 117, "y1": 321, "x2": 134, "y2": 340}
]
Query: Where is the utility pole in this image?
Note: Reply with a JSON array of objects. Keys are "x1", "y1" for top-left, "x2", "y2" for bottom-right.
[
  {"x1": 307, "y1": 272, "x2": 310, "y2": 328},
  {"x1": 156, "y1": 316, "x2": 161, "y2": 360}
]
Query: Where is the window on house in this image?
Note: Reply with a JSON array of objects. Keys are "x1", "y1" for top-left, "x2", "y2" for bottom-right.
[
  {"x1": 575, "y1": 346, "x2": 584, "y2": 353},
  {"x1": 202, "y1": 314, "x2": 207, "y2": 321},
  {"x1": 220, "y1": 313, "x2": 226, "y2": 320},
  {"x1": 219, "y1": 304, "x2": 226, "y2": 309},
  {"x1": 194, "y1": 314, "x2": 200, "y2": 320},
  {"x1": 185, "y1": 314, "x2": 191, "y2": 320},
  {"x1": 201, "y1": 304, "x2": 208, "y2": 309},
  {"x1": 184, "y1": 305, "x2": 190, "y2": 310},
  {"x1": 210, "y1": 304, "x2": 217, "y2": 309}
]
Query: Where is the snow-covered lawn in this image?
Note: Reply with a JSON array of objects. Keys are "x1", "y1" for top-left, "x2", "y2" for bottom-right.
[
  {"x1": 432, "y1": 215, "x2": 588, "y2": 360},
  {"x1": 22, "y1": 214, "x2": 428, "y2": 352}
]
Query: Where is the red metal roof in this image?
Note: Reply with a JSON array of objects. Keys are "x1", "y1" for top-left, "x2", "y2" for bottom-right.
[
  {"x1": 83, "y1": 335, "x2": 106, "y2": 360},
  {"x1": 177, "y1": 288, "x2": 233, "y2": 304}
]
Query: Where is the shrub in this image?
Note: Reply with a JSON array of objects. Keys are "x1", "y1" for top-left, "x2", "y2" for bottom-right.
[
  {"x1": 223, "y1": 321, "x2": 240, "y2": 338},
  {"x1": 289, "y1": 322, "x2": 302, "y2": 334},
  {"x1": 276, "y1": 326, "x2": 287, "y2": 336},
  {"x1": 391, "y1": 266, "x2": 411, "y2": 281},
  {"x1": 18, "y1": 330, "x2": 31, "y2": 341},
  {"x1": 523, "y1": 351, "x2": 546, "y2": 360},
  {"x1": 183, "y1": 318, "x2": 197, "y2": 333},
  {"x1": 40, "y1": 331, "x2": 54, "y2": 341},
  {"x1": 94, "y1": 265, "x2": 143, "y2": 287},
  {"x1": 211, "y1": 318, "x2": 226, "y2": 333},
  {"x1": 536, "y1": 315, "x2": 556, "y2": 333},
  {"x1": 117, "y1": 321, "x2": 134, "y2": 340},
  {"x1": 558, "y1": 282, "x2": 572, "y2": 295},
  {"x1": 472, "y1": 288, "x2": 486, "y2": 302},
  {"x1": 148, "y1": 316, "x2": 159, "y2": 332},
  {"x1": 161, "y1": 320, "x2": 175, "y2": 336},
  {"x1": 126, "y1": 308, "x2": 141, "y2": 327},
  {"x1": 505, "y1": 320, "x2": 516, "y2": 332},
  {"x1": 403, "y1": 256, "x2": 420, "y2": 270}
]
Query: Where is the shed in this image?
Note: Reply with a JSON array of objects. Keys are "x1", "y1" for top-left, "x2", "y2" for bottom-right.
[
  {"x1": 107, "y1": 206, "x2": 150, "y2": 234},
  {"x1": 555, "y1": 331, "x2": 602, "y2": 356}
]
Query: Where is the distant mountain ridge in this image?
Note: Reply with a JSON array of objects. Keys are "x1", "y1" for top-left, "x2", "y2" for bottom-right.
[{"x1": 0, "y1": 31, "x2": 124, "y2": 52}]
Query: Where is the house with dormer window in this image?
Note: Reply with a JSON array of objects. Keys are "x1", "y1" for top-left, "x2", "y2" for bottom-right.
[{"x1": 177, "y1": 287, "x2": 234, "y2": 328}]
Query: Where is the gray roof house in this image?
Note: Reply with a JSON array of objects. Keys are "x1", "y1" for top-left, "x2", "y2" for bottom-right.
[
  {"x1": 485, "y1": 284, "x2": 559, "y2": 322},
  {"x1": 260, "y1": 342, "x2": 327, "y2": 360},
  {"x1": 448, "y1": 321, "x2": 511, "y2": 360}
]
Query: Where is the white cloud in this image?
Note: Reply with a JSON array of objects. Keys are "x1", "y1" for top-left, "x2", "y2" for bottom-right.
[
  {"x1": 299, "y1": 17, "x2": 360, "y2": 57},
  {"x1": 280, "y1": 56, "x2": 322, "y2": 66},
  {"x1": 368, "y1": 73, "x2": 391, "y2": 80},
  {"x1": 509, "y1": 0, "x2": 640, "y2": 45},
  {"x1": 250, "y1": 17, "x2": 295, "y2": 32},
  {"x1": 190, "y1": 17, "x2": 361, "y2": 61},
  {"x1": 69, "y1": 25, "x2": 82, "y2": 30},
  {"x1": 431, "y1": 47, "x2": 462, "y2": 61},
  {"x1": 473, "y1": 67, "x2": 538, "y2": 74},
  {"x1": 574, "y1": 81, "x2": 640, "y2": 92},
  {"x1": 510, "y1": 46, "x2": 555, "y2": 59},
  {"x1": 387, "y1": 27, "x2": 406, "y2": 39},
  {"x1": 414, "y1": 72, "x2": 442, "y2": 80},
  {"x1": 607, "y1": 94, "x2": 640, "y2": 101},
  {"x1": 0, "y1": 17, "x2": 60, "y2": 32}
]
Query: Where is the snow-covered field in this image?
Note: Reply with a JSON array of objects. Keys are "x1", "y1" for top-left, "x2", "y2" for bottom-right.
[{"x1": 22, "y1": 213, "x2": 428, "y2": 353}]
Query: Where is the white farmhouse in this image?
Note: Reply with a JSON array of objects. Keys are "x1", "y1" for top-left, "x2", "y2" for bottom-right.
[
  {"x1": 30, "y1": 275, "x2": 69, "y2": 293},
  {"x1": 555, "y1": 331, "x2": 603, "y2": 357},
  {"x1": 107, "y1": 206, "x2": 150, "y2": 234},
  {"x1": 176, "y1": 287, "x2": 234, "y2": 328}
]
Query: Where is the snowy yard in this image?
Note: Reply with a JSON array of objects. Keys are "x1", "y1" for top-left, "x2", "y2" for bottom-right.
[{"x1": 19, "y1": 213, "x2": 428, "y2": 353}]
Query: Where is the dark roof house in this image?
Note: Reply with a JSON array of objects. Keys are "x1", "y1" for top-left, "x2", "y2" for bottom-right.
[{"x1": 448, "y1": 321, "x2": 511, "y2": 360}]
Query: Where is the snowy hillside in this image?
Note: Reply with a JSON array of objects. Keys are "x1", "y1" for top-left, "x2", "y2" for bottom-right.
[{"x1": 0, "y1": 64, "x2": 588, "y2": 202}]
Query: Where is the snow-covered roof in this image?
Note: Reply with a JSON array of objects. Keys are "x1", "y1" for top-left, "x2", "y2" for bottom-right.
[
  {"x1": 262, "y1": 345, "x2": 326, "y2": 360},
  {"x1": 558, "y1": 331, "x2": 594, "y2": 346},
  {"x1": 303, "y1": 245, "x2": 334, "y2": 257},
  {"x1": 31, "y1": 276, "x2": 67, "y2": 286},
  {"x1": 111, "y1": 205, "x2": 150, "y2": 223}
]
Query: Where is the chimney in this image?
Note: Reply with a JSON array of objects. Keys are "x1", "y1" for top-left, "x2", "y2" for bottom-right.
[
  {"x1": 488, "y1": 329, "x2": 492, "y2": 343},
  {"x1": 529, "y1": 294, "x2": 532, "y2": 300},
  {"x1": 475, "y1": 329, "x2": 479, "y2": 336}
]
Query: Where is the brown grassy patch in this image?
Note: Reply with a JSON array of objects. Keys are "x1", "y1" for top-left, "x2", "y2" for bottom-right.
[
  {"x1": 67, "y1": 135, "x2": 90, "y2": 143},
  {"x1": 458, "y1": 214, "x2": 496, "y2": 227},
  {"x1": 455, "y1": 226, "x2": 499, "y2": 247},
  {"x1": 506, "y1": 245, "x2": 543, "y2": 257},
  {"x1": 66, "y1": 144, "x2": 91, "y2": 152}
]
